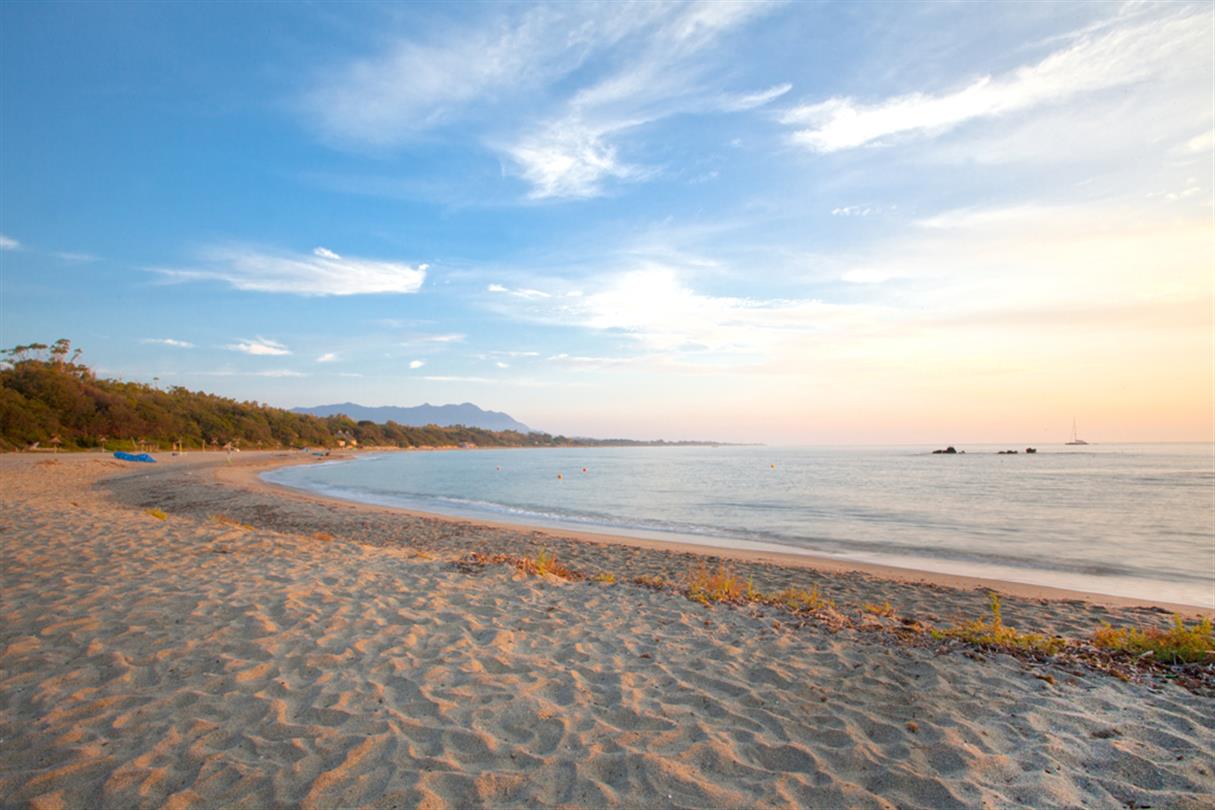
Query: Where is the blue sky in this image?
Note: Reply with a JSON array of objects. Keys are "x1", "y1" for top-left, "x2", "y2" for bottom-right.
[{"x1": 1, "y1": 1, "x2": 1211, "y2": 442}]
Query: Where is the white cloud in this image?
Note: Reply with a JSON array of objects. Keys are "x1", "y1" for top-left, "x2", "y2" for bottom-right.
[
  {"x1": 720, "y1": 82, "x2": 792, "y2": 111},
  {"x1": 488, "y1": 262, "x2": 870, "y2": 356},
  {"x1": 415, "y1": 333, "x2": 465, "y2": 344},
  {"x1": 253, "y1": 369, "x2": 306, "y2": 378},
  {"x1": 0, "y1": 234, "x2": 19, "y2": 250},
  {"x1": 226, "y1": 337, "x2": 291, "y2": 356},
  {"x1": 54, "y1": 251, "x2": 98, "y2": 263},
  {"x1": 782, "y1": 10, "x2": 1209, "y2": 153},
  {"x1": 500, "y1": 2, "x2": 779, "y2": 198},
  {"x1": 831, "y1": 205, "x2": 886, "y2": 217},
  {"x1": 409, "y1": 359, "x2": 426, "y2": 369},
  {"x1": 423, "y1": 375, "x2": 494, "y2": 383},
  {"x1": 487, "y1": 282, "x2": 552, "y2": 299},
  {"x1": 142, "y1": 338, "x2": 194, "y2": 348},
  {"x1": 316, "y1": 352, "x2": 339, "y2": 363},
  {"x1": 495, "y1": 361, "x2": 510, "y2": 369},
  {"x1": 156, "y1": 245, "x2": 428, "y2": 296},
  {"x1": 1183, "y1": 130, "x2": 1214, "y2": 154},
  {"x1": 506, "y1": 122, "x2": 646, "y2": 200}
]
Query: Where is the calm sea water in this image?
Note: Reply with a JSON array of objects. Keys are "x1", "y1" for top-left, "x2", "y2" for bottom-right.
[{"x1": 263, "y1": 444, "x2": 1215, "y2": 607}]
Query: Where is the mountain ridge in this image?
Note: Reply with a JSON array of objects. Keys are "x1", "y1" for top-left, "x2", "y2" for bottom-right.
[{"x1": 292, "y1": 402, "x2": 534, "y2": 433}]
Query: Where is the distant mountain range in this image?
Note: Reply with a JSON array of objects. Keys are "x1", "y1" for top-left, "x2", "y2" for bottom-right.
[{"x1": 292, "y1": 402, "x2": 534, "y2": 433}]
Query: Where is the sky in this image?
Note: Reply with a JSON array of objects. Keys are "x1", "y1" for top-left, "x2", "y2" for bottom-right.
[{"x1": 1, "y1": 1, "x2": 1211, "y2": 444}]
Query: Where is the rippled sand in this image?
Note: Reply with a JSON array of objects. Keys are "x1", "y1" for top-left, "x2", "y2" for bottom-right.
[{"x1": 1, "y1": 453, "x2": 1212, "y2": 809}]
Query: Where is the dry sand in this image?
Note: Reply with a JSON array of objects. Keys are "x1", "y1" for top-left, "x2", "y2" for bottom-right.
[{"x1": 1, "y1": 452, "x2": 1212, "y2": 809}]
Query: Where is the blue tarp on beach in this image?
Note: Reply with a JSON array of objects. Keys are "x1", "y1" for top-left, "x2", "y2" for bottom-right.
[{"x1": 113, "y1": 451, "x2": 156, "y2": 463}]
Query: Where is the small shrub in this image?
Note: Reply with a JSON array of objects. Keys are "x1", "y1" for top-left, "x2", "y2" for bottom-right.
[
  {"x1": 1092, "y1": 616, "x2": 1214, "y2": 664},
  {"x1": 593, "y1": 572, "x2": 617, "y2": 585},
  {"x1": 864, "y1": 601, "x2": 896, "y2": 618},
  {"x1": 931, "y1": 593, "x2": 1064, "y2": 655},
  {"x1": 145, "y1": 508, "x2": 167, "y2": 521},
  {"x1": 517, "y1": 549, "x2": 575, "y2": 580},
  {"x1": 211, "y1": 514, "x2": 253, "y2": 531},
  {"x1": 633, "y1": 574, "x2": 667, "y2": 589},
  {"x1": 686, "y1": 562, "x2": 745, "y2": 605},
  {"x1": 766, "y1": 586, "x2": 833, "y2": 612}
]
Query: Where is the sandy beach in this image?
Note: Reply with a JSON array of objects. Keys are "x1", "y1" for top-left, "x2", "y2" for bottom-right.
[{"x1": 2, "y1": 451, "x2": 1212, "y2": 809}]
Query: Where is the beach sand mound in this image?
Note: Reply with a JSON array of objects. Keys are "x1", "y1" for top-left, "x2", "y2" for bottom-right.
[{"x1": 1, "y1": 455, "x2": 1212, "y2": 809}]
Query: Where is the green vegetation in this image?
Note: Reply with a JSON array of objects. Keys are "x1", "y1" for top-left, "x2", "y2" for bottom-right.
[
  {"x1": 931, "y1": 592, "x2": 1065, "y2": 655},
  {"x1": 0, "y1": 340, "x2": 714, "y2": 452},
  {"x1": 686, "y1": 562, "x2": 746, "y2": 604},
  {"x1": 765, "y1": 586, "x2": 833, "y2": 613},
  {"x1": 517, "y1": 549, "x2": 577, "y2": 580},
  {"x1": 1092, "y1": 616, "x2": 1214, "y2": 664}
]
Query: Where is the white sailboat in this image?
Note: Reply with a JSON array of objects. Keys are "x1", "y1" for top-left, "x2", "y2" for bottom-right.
[{"x1": 1066, "y1": 418, "x2": 1089, "y2": 446}]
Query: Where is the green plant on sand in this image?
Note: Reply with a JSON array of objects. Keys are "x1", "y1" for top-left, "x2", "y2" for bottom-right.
[
  {"x1": 1092, "y1": 616, "x2": 1214, "y2": 664},
  {"x1": 931, "y1": 592, "x2": 1065, "y2": 655},
  {"x1": 686, "y1": 562, "x2": 747, "y2": 605},
  {"x1": 517, "y1": 549, "x2": 576, "y2": 580},
  {"x1": 766, "y1": 586, "x2": 833, "y2": 612}
]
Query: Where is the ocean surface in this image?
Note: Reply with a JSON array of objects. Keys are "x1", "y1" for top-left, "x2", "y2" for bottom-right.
[{"x1": 263, "y1": 444, "x2": 1215, "y2": 607}]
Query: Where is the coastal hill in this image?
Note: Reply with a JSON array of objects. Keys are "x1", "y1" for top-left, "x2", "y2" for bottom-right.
[
  {"x1": 0, "y1": 340, "x2": 720, "y2": 451},
  {"x1": 293, "y1": 402, "x2": 533, "y2": 433}
]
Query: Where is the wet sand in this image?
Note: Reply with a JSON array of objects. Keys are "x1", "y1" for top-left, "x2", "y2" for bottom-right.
[{"x1": 1, "y1": 451, "x2": 1212, "y2": 808}]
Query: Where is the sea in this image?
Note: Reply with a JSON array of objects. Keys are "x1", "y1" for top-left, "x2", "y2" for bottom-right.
[{"x1": 262, "y1": 443, "x2": 1215, "y2": 607}]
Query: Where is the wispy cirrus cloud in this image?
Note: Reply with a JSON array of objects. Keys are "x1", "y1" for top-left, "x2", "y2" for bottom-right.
[
  {"x1": 316, "y1": 352, "x2": 339, "y2": 363},
  {"x1": 226, "y1": 337, "x2": 291, "y2": 356},
  {"x1": 504, "y1": 2, "x2": 780, "y2": 198},
  {"x1": 483, "y1": 261, "x2": 874, "y2": 357},
  {"x1": 782, "y1": 9, "x2": 1209, "y2": 153},
  {"x1": 155, "y1": 245, "x2": 428, "y2": 296},
  {"x1": 142, "y1": 338, "x2": 194, "y2": 348},
  {"x1": 301, "y1": 2, "x2": 782, "y2": 200}
]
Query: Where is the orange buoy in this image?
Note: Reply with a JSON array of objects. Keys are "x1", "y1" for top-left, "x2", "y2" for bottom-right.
[{"x1": 557, "y1": 473, "x2": 563, "y2": 480}]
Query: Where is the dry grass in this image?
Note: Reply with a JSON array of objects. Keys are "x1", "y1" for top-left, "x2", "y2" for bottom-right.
[
  {"x1": 516, "y1": 549, "x2": 577, "y2": 580},
  {"x1": 864, "y1": 601, "x2": 896, "y2": 617},
  {"x1": 1092, "y1": 616, "x2": 1214, "y2": 664},
  {"x1": 764, "y1": 586, "x2": 833, "y2": 613},
  {"x1": 313, "y1": 531, "x2": 334, "y2": 543},
  {"x1": 932, "y1": 593, "x2": 1065, "y2": 655},
  {"x1": 633, "y1": 574, "x2": 668, "y2": 590},
  {"x1": 593, "y1": 572, "x2": 617, "y2": 585},
  {"x1": 686, "y1": 562, "x2": 747, "y2": 605},
  {"x1": 145, "y1": 508, "x2": 167, "y2": 521},
  {"x1": 211, "y1": 513, "x2": 253, "y2": 531}
]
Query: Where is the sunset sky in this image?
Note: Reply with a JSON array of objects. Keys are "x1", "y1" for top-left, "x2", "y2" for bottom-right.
[{"x1": 1, "y1": 1, "x2": 1211, "y2": 443}]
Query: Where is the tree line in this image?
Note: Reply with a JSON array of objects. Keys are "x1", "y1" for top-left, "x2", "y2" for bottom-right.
[{"x1": 0, "y1": 341, "x2": 715, "y2": 452}]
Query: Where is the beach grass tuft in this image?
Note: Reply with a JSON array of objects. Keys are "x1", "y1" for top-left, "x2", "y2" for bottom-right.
[
  {"x1": 517, "y1": 549, "x2": 577, "y2": 580},
  {"x1": 932, "y1": 593, "x2": 1065, "y2": 655},
  {"x1": 864, "y1": 601, "x2": 896, "y2": 618},
  {"x1": 1092, "y1": 615, "x2": 1214, "y2": 664},
  {"x1": 633, "y1": 574, "x2": 667, "y2": 590},
  {"x1": 593, "y1": 572, "x2": 617, "y2": 585},
  {"x1": 211, "y1": 513, "x2": 253, "y2": 531},
  {"x1": 766, "y1": 586, "x2": 833, "y2": 613},
  {"x1": 686, "y1": 562, "x2": 747, "y2": 605},
  {"x1": 145, "y1": 508, "x2": 167, "y2": 521}
]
